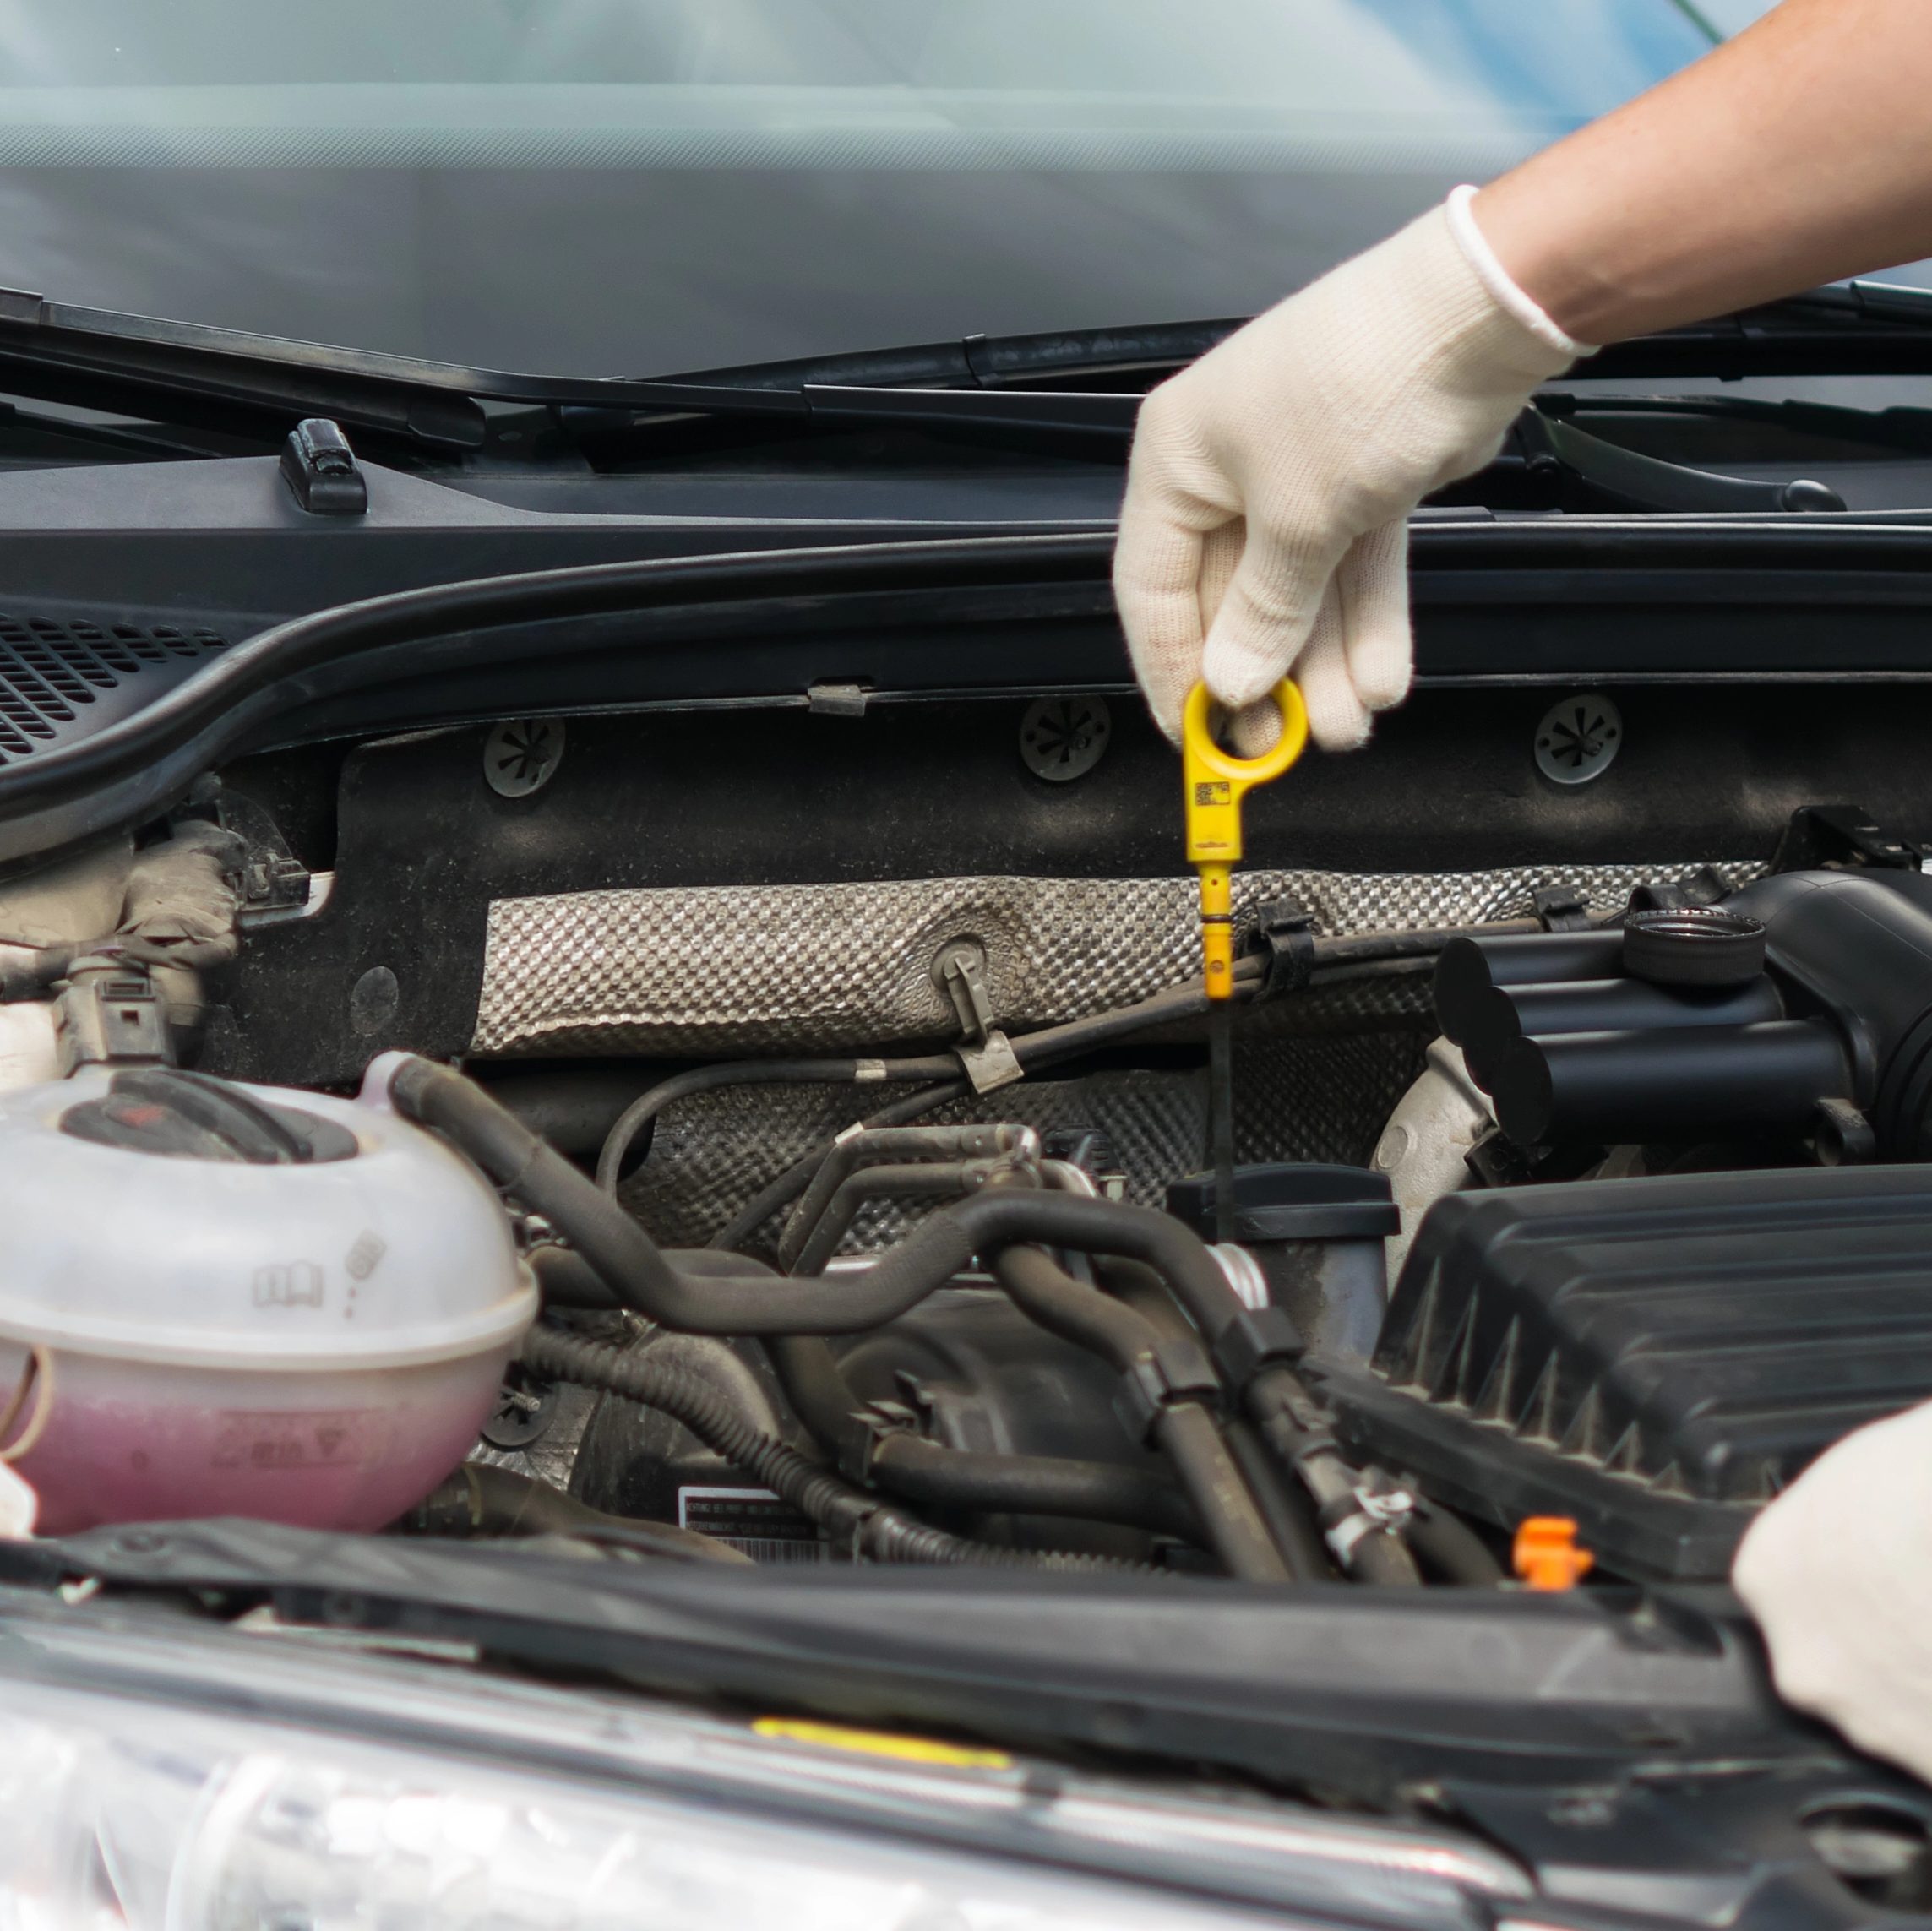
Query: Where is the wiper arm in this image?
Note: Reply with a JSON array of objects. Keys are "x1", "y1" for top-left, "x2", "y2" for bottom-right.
[
  {"x1": 650, "y1": 319, "x2": 1242, "y2": 395},
  {"x1": 8, "y1": 276, "x2": 1932, "y2": 465},
  {"x1": 1516, "y1": 405, "x2": 1848, "y2": 514},
  {"x1": 1551, "y1": 388, "x2": 1932, "y2": 457},
  {"x1": 0, "y1": 286, "x2": 815, "y2": 452},
  {"x1": 1591, "y1": 277, "x2": 1932, "y2": 379}
]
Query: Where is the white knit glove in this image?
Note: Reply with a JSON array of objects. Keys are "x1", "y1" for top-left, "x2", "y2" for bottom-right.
[
  {"x1": 1113, "y1": 187, "x2": 1591, "y2": 753},
  {"x1": 1733, "y1": 1401, "x2": 1932, "y2": 1783}
]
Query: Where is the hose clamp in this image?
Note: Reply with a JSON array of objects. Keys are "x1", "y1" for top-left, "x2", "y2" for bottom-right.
[
  {"x1": 1212, "y1": 1306, "x2": 1305, "y2": 1389},
  {"x1": 1113, "y1": 1337, "x2": 1220, "y2": 1443}
]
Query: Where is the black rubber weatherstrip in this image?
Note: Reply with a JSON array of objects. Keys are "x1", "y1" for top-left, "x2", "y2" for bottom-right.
[
  {"x1": 0, "y1": 530, "x2": 1114, "y2": 868},
  {"x1": 2, "y1": 1520, "x2": 1847, "y2": 1805},
  {"x1": 12, "y1": 514, "x2": 1932, "y2": 868}
]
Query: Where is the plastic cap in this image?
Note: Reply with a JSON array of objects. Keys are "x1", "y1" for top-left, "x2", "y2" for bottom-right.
[{"x1": 1513, "y1": 1515, "x2": 1595, "y2": 1591}]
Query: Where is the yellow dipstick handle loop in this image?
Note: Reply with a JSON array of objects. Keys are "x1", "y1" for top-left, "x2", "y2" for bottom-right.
[{"x1": 1182, "y1": 680, "x2": 1309, "y2": 999}]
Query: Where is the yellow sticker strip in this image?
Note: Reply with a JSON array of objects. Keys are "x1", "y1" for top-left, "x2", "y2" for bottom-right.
[{"x1": 751, "y1": 1716, "x2": 1011, "y2": 1771}]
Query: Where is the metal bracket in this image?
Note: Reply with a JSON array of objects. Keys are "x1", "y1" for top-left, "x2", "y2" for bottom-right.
[{"x1": 932, "y1": 938, "x2": 1023, "y2": 1094}]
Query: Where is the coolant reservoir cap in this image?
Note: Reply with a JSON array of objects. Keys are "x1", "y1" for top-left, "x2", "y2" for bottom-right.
[
  {"x1": 59, "y1": 1067, "x2": 357, "y2": 1163},
  {"x1": 1622, "y1": 906, "x2": 1766, "y2": 987}
]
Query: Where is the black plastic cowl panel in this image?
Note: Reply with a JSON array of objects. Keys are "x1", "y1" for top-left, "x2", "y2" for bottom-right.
[{"x1": 1316, "y1": 1165, "x2": 1932, "y2": 1579}]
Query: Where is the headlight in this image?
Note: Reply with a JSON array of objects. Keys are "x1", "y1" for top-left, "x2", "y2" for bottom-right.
[{"x1": 0, "y1": 1591, "x2": 1528, "y2": 1930}]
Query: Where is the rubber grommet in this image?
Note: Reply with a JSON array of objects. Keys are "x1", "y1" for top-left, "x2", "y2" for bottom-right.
[{"x1": 1622, "y1": 906, "x2": 1766, "y2": 987}]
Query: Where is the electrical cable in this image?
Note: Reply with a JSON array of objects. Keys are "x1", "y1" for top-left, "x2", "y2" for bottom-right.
[{"x1": 396, "y1": 1463, "x2": 753, "y2": 1564}]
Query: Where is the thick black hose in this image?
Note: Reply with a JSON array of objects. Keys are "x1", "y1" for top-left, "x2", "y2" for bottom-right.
[
  {"x1": 1145, "y1": 1399, "x2": 1294, "y2": 1585},
  {"x1": 520, "y1": 1325, "x2": 1140, "y2": 1572},
  {"x1": 596, "y1": 1056, "x2": 958, "y2": 1194},
  {"x1": 396, "y1": 1463, "x2": 752, "y2": 1564},
  {"x1": 778, "y1": 1124, "x2": 1031, "y2": 1270},
  {"x1": 710, "y1": 1080, "x2": 969, "y2": 1252},
  {"x1": 868, "y1": 1433, "x2": 1200, "y2": 1540},
  {"x1": 1220, "y1": 1419, "x2": 1329, "y2": 1581},
  {"x1": 1343, "y1": 1521, "x2": 1427, "y2": 1587},
  {"x1": 786, "y1": 1161, "x2": 1003, "y2": 1278},
  {"x1": 762, "y1": 1333, "x2": 863, "y2": 1446},
  {"x1": 991, "y1": 1245, "x2": 1288, "y2": 1584},
  {"x1": 534, "y1": 1243, "x2": 777, "y2": 1309},
  {"x1": 765, "y1": 1334, "x2": 1204, "y2": 1547},
  {"x1": 990, "y1": 1242, "x2": 1176, "y2": 1377},
  {"x1": 1406, "y1": 1505, "x2": 1507, "y2": 1586},
  {"x1": 392, "y1": 1058, "x2": 1254, "y2": 1339}
]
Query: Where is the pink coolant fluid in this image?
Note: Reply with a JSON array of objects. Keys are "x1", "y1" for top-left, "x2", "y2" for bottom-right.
[
  {"x1": 0, "y1": 1063, "x2": 536, "y2": 1533},
  {"x1": 11, "y1": 1352, "x2": 517, "y2": 1535}
]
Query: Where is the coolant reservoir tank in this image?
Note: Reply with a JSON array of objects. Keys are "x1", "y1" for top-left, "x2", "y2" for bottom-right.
[{"x1": 0, "y1": 1063, "x2": 536, "y2": 1535}]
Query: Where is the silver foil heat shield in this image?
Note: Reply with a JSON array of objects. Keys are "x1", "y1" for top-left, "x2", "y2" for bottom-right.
[{"x1": 470, "y1": 862, "x2": 1762, "y2": 1059}]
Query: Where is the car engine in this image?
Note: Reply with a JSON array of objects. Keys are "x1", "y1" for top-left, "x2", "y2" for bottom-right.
[{"x1": 1, "y1": 683, "x2": 1928, "y2": 1592}]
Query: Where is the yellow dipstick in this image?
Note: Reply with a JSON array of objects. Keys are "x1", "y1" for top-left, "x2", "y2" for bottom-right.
[{"x1": 1181, "y1": 679, "x2": 1309, "y2": 997}]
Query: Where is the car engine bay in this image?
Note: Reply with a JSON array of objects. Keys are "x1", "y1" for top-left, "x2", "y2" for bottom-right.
[{"x1": 0, "y1": 654, "x2": 1923, "y2": 1598}]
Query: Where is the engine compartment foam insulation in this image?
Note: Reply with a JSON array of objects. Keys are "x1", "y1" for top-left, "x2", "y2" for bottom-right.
[{"x1": 471, "y1": 862, "x2": 1763, "y2": 1058}]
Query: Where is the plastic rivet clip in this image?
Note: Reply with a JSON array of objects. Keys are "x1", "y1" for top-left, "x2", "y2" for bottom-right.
[{"x1": 1513, "y1": 1515, "x2": 1595, "y2": 1591}]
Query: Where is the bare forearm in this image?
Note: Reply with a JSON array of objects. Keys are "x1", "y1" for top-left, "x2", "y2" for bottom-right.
[{"x1": 1475, "y1": 0, "x2": 1932, "y2": 344}]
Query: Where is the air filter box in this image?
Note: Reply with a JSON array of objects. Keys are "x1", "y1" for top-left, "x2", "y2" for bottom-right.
[{"x1": 1307, "y1": 1164, "x2": 1932, "y2": 1579}]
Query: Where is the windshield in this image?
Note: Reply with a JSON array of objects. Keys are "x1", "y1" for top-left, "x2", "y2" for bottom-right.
[{"x1": 0, "y1": 0, "x2": 1761, "y2": 373}]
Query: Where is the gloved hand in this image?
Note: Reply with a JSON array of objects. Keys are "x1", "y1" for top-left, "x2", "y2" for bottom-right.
[
  {"x1": 1733, "y1": 1401, "x2": 1932, "y2": 1782},
  {"x1": 1113, "y1": 188, "x2": 1592, "y2": 753}
]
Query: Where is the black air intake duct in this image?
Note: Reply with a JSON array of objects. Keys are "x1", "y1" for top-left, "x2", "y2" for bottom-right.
[{"x1": 1433, "y1": 869, "x2": 1932, "y2": 1154}]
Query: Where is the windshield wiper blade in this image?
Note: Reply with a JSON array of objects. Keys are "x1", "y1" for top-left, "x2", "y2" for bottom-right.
[
  {"x1": 1590, "y1": 278, "x2": 1932, "y2": 379},
  {"x1": 650, "y1": 319, "x2": 1243, "y2": 395},
  {"x1": 0, "y1": 286, "x2": 814, "y2": 450},
  {"x1": 8, "y1": 277, "x2": 1932, "y2": 465}
]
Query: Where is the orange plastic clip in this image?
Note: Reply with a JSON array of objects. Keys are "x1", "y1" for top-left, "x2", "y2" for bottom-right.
[{"x1": 1513, "y1": 1515, "x2": 1594, "y2": 1591}]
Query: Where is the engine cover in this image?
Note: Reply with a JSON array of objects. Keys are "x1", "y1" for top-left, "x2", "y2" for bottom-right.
[{"x1": 1309, "y1": 1164, "x2": 1932, "y2": 1579}]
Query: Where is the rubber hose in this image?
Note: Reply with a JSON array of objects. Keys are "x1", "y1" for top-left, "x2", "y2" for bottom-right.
[
  {"x1": 398, "y1": 1463, "x2": 752, "y2": 1564},
  {"x1": 786, "y1": 1161, "x2": 1003, "y2": 1279},
  {"x1": 1146, "y1": 1399, "x2": 1294, "y2": 1584},
  {"x1": 710, "y1": 1080, "x2": 970, "y2": 1253},
  {"x1": 535, "y1": 1243, "x2": 780, "y2": 1308},
  {"x1": 395, "y1": 1058, "x2": 1255, "y2": 1341},
  {"x1": 1219, "y1": 1418, "x2": 1328, "y2": 1581},
  {"x1": 765, "y1": 1333, "x2": 1202, "y2": 1544},
  {"x1": 1345, "y1": 1523, "x2": 1426, "y2": 1588},
  {"x1": 991, "y1": 1242, "x2": 1181, "y2": 1379},
  {"x1": 762, "y1": 1332, "x2": 863, "y2": 1447},
  {"x1": 520, "y1": 1325, "x2": 1146, "y2": 1573},
  {"x1": 1406, "y1": 1505, "x2": 1506, "y2": 1586},
  {"x1": 988, "y1": 1246, "x2": 1287, "y2": 1582},
  {"x1": 778, "y1": 1124, "x2": 1031, "y2": 1271},
  {"x1": 868, "y1": 1433, "x2": 1201, "y2": 1540},
  {"x1": 597, "y1": 1055, "x2": 959, "y2": 1195},
  {"x1": 392, "y1": 1055, "x2": 972, "y2": 1335}
]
